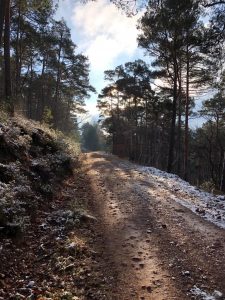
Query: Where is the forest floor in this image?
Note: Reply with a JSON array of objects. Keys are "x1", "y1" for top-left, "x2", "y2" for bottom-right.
[{"x1": 83, "y1": 152, "x2": 225, "y2": 300}]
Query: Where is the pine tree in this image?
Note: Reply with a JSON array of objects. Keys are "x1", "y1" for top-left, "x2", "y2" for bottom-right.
[{"x1": 138, "y1": 0, "x2": 212, "y2": 177}]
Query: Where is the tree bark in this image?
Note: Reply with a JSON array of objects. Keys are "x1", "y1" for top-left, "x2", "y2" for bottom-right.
[
  {"x1": 184, "y1": 43, "x2": 190, "y2": 181},
  {"x1": 204, "y1": 1, "x2": 225, "y2": 7},
  {"x1": 15, "y1": 0, "x2": 21, "y2": 99},
  {"x1": 27, "y1": 57, "x2": 33, "y2": 119},
  {"x1": 220, "y1": 151, "x2": 225, "y2": 191},
  {"x1": 0, "y1": 0, "x2": 6, "y2": 49},
  {"x1": 177, "y1": 60, "x2": 182, "y2": 176},
  {"x1": 167, "y1": 60, "x2": 178, "y2": 173},
  {"x1": 4, "y1": 0, "x2": 13, "y2": 115},
  {"x1": 54, "y1": 32, "x2": 63, "y2": 126}
]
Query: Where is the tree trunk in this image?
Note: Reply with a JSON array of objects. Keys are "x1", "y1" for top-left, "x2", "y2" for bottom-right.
[
  {"x1": 54, "y1": 33, "x2": 63, "y2": 126},
  {"x1": 27, "y1": 58, "x2": 34, "y2": 119},
  {"x1": 39, "y1": 58, "x2": 46, "y2": 120},
  {"x1": 4, "y1": 0, "x2": 13, "y2": 115},
  {"x1": 134, "y1": 96, "x2": 138, "y2": 160},
  {"x1": 220, "y1": 151, "x2": 225, "y2": 192},
  {"x1": 0, "y1": 0, "x2": 6, "y2": 49},
  {"x1": 177, "y1": 60, "x2": 182, "y2": 176},
  {"x1": 15, "y1": 0, "x2": 21, "y2": 99},
  {"x1": 184, "y1": 43, "x2": 190, "y2": 181},
  {"x1": 167, "y1": 60, "x2": 178, "y2": 173}
]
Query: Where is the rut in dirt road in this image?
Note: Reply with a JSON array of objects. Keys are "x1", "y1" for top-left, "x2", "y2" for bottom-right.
[{"x1": 84, "y1": 152, "x2": 225, "y2": 300}]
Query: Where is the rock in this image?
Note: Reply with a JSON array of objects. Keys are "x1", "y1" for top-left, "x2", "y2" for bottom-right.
[
  {"x1": 182, "y1": 271, "x2": 191, "y2": 276},
  {"x1": 213, "y1": 290, "x2": 223, "y2": 299},
  {"x1": 27, "y1": 280, "x2": 35, "y2": 288},
  {"x1": 14, "y1": 293, "x2": 26, "y2": 299},
  {"x1": 79, "y1": 212, "x2": 97, "y2": 223}
]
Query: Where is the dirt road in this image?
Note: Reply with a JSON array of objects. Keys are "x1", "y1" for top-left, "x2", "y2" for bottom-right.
[{"x1": 84, "y1": 152, "x2": 225, "y2": 300}]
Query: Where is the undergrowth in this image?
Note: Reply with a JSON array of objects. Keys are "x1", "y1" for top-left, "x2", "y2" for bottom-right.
[{"x1": 0, "y1": 112, "x2": 81, "y2": 237}]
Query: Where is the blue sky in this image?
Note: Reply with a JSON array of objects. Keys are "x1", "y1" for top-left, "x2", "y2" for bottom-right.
[
  {"x1": 55, "y1": 0, "x2": 208, "y2": 128},
  {"x1": 55, "y1": 0, "x2": 147, "y2": 121}
]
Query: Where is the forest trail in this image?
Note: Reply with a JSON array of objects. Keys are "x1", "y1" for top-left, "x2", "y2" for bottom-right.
[{"x1": 84, "y1": 152, "x2": 225, "y2": 300}]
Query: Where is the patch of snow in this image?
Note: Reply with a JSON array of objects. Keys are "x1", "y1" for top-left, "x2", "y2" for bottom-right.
[
  {"x1": 101, "y1": 153, "x2": 225, "y2": 230},
  {"x1": 213, "y1": 291, "x2": 223, "y2": 299},
  {"x1": 132, "y1": 162, "x2": 225, "y2": 229},
  {"x1": 190, "y1": 286, "x2": 223, "y2": 300}
]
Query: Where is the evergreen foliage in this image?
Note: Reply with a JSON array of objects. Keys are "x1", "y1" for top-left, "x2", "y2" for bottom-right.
[
  {"x1": 1, "y1": 0, "x2": 225, "y2": 190},
  {"x1": 0, "y1": 0, "x2": 94, "y2": 135},
  {"x1": 98, "y1": 0, "x2": 225, "y2": 191},
  {"x1": 81, "y1": 122, "x2": 107, "y2": 151}
]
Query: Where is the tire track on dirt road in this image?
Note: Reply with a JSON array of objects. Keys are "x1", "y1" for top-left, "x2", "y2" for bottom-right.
[{"x1": 84, "y1": 152, "x2": 225, "y2": 300}]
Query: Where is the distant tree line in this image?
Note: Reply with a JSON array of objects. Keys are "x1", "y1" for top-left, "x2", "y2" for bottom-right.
[
  {"x1": 98, "y1": 0, "x2": 225, "y2": 191},
  {"x1": 81, "y1": 122, "x2": 107, "y2": 152},
  {"x1": 0, "y1": 0, "x2": 94, "y2": 134}
]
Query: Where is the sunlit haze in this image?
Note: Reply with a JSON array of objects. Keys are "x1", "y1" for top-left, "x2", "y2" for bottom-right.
[{"x1": 56, "y1": 0, "x2": 146, "y2": 122}]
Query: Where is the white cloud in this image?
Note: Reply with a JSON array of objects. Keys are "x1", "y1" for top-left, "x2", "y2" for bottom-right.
[
  {"x1": 85, "y1": 99, "x2": 99, "y2": 116},
  {"x1": 72, "y1": 0, "x2": 142, "y2": 71}
]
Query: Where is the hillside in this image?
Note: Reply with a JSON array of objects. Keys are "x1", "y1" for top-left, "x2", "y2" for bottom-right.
[{"x1": 0, "y1": 117, "x2": 107, "y2": 300}]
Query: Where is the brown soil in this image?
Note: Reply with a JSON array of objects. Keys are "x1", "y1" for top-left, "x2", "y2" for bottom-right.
[
  {"x1": 84, "y1": 152, "x2": 225, "y2": 300},
  {"x1": 1, "y1": 151, "x2": 225, "y2": 300}
]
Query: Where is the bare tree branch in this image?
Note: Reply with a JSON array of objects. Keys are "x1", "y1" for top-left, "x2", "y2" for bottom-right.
[{"x1": 203, "y1": 1, "x2": 225, "y2": 7}]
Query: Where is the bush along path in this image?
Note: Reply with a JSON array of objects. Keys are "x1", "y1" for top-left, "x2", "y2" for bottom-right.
[{"x1": 0, "y1": 117, "x2": 109, "y2": 300}]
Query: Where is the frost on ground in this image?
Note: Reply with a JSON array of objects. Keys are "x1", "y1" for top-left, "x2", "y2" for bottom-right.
[
  {"x1": 101, "y1": 152, "x2": 225, "y2": 229},
  {"x1": 191, "y1": 286, "x2": 223, "y2": 300},
  {"x1": 0, "y1": 118, "x2": 108, "y2": 299},
  {"x1": 0, "y1": 116, "x2": 75, "y2": 236},
  {"x1": 88, "y1": 152, "x2": 225, "y2": 299},
  {"x1": 131, "y1": 164, "x2": 225, "y2": 229},
  {"x1": 137, "y1": 165, "x2": 225, "y2": 229}
]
